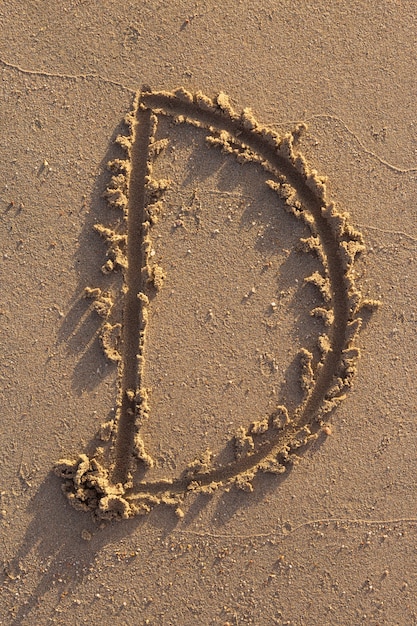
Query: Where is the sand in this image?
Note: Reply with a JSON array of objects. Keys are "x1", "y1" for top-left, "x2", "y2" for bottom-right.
[{"x1": 1, "y1": 1, "x2": 416, "y2": 624}]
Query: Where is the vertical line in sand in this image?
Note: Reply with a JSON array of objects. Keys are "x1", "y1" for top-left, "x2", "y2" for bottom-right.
[{"x1": 112, "y1": 102, "x2": 151, "y2": 485}]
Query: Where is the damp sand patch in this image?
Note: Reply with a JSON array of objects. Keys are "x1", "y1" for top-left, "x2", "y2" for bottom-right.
[{"x1": 54, "y1": 89, "x2": 378, "y2": 520}]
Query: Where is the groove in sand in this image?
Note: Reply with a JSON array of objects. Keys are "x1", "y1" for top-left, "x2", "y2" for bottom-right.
[
  {"x1": 54, "y1": 88, "x2": 377, "y2": 520},
  {"x1": 112, "y1": 105, "x2": 152, "y2": 485}
]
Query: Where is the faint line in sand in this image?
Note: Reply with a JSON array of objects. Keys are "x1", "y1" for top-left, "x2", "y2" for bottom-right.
[
  {"x1": 173, "y1": 517, "x2": 417, "y2": 542},
  {"x1": 0, "y1": 56, "x2": 135, "y2": 93},
  {"x1": 357, "y1": 223, "x2": 417, "y2": 243},
  {"x1": 1, "y1": 56, "x2": 416, "y2": 174},
  {"x1": 309, "y1": 113, "x2": 417, "y2": 174}
]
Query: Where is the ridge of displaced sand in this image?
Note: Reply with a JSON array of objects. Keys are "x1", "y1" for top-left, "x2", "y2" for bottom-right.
[{"x1": 54, "y1": 88, "x2": 378, "y2": 520}]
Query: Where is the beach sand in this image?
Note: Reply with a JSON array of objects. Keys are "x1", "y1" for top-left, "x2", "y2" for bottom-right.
[{"x1": 1, "y1": 1, "x2": 416, "y2": 624}]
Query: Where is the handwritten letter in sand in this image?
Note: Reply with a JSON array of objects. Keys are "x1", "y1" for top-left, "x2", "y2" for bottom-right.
[{"x1": 55, "y1": 89, "x2": 377, "y2": 520}]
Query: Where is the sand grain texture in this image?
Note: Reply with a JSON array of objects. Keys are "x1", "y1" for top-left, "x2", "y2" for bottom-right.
[{"x1": 1, "y1": 1, "x2": 416, "y2": 624}]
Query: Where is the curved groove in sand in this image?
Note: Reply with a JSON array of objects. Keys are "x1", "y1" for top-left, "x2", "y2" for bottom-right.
[
  {"x1": 55, "y1": 89, "x2": 376, "y2": 519},
  {"x1": 129, "y1": 93, "x2": 348, "y2": 493}
]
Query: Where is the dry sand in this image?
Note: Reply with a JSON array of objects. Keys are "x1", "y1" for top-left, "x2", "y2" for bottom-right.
[{"x1": 1, "y1": 1, "x2": 416, "y2": 624}]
